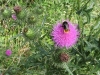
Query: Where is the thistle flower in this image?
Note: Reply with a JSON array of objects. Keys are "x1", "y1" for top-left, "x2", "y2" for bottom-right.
[
  {"x1": 12, "y1": 14, "x2": 17, "y2": 20},
  {"x1": 51, "y1": 20, "x2": 79, "y2": 49},
  {"x1": 5, "y1": 49, "x2": 12, "y2": 56}
]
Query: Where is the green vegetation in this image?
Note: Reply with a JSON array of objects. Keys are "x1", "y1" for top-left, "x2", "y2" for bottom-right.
[{"x1": 0, "y1": 0, "x2": 100, "y2": 75}]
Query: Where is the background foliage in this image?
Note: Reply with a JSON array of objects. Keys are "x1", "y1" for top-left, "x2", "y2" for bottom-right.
[{"x1": 0, "y1": 0, "x2": 100, "y2": 75}]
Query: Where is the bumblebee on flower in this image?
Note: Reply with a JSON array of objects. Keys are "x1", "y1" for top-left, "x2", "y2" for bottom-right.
[{"x1": 51, "y1": 20, "x2": 80, "y2": 49}]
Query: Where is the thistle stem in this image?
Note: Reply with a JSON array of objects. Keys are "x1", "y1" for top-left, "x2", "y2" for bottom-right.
[{"x1": 63, "y1": 62, "x2": 73, "y2": 75}]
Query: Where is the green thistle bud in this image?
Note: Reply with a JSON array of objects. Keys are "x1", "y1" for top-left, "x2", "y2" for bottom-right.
[
  {"x1": 17, "y1": 10, "x2": 26, "y2": 19},
  {"x1": 24, "y1": 28, "x2": 34, "y2": 39},
  {"x1": 2, "y1": 9, "x2": 11, "y2": 18},
  {"x1": 28, "y1": 16, "x2": 36, "y2": 23}
]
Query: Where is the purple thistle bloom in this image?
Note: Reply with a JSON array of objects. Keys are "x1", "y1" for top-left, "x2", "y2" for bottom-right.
[
  {"x1": 51, "y1": 20, "x2": 80, "y2": 49},
  {"x1": 12, "y1": 14, "x2": 17, "y2": 20},
  {"x1": 5, "y1": 49, "x2": 12, "y2": 56}
]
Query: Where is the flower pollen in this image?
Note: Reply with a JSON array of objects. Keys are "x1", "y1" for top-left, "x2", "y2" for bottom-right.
[{"x1": 64, "y1": 29, "x2": 70, "y2": 33}]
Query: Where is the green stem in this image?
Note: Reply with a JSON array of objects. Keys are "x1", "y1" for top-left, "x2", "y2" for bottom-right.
[{"x1": 63, "y1": 62, "x2": 73, "y2": 75}]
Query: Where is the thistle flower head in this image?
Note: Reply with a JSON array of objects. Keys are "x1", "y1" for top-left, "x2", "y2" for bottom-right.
[
  {"x1": 5, "y1": 49, "x2": 12, "y2": 56},
  {"x1": 13, "y1": 6, "x2": 21, "y2": 13},
  {"x1": 60, "y1": 53, "x2": 69, "y2": 62},
  {"x1": 12, "y1": 14, "x2": 17, "y2": 20},
  {"x1": 51, "y1": 20, "x2": 79, "y2": 49}
]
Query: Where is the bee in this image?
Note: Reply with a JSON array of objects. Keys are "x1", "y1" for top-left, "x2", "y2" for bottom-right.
[{"x1": 62, "y1": 21, "x2": 69, "y2": 33}]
